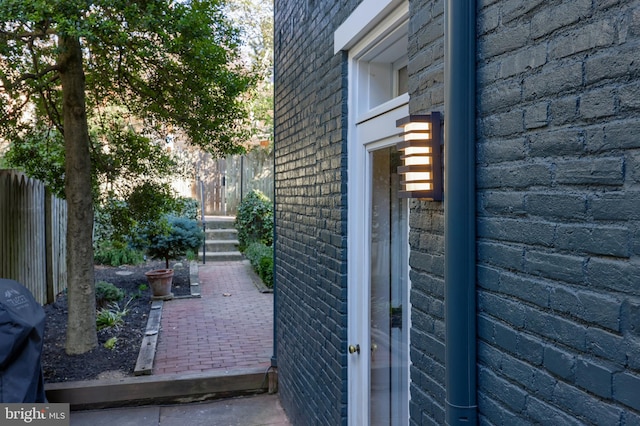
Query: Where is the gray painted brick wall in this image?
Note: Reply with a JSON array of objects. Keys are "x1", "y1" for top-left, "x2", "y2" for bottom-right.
[
  {"x1": 409, "y1": 0, "x2": 640, "y2": 424},
  {"x1": 408, "y1": 1, "x2": 447, "y2": 424},
  {"x1": 473, "y1": 0, "x2": 640, "y2": 423},
  {"x1": 275, "y1": 0, "x2": 640, "y2": 424},
  {"x1": 274, "y1": 1, "x2": 355, "y2": 425}
]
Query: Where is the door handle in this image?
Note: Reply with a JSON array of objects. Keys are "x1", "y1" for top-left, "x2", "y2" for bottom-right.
[
  {"x1": 371, "y1": 342, "x2": 378, "y2": 361},
  {"x1": 348, "y1": 344, "x2": 360, "y2": 354}
]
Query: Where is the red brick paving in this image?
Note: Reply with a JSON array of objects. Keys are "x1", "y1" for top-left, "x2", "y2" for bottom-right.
[{"x1": 153, "y1": 261, "x2": 273, "y2": 375}]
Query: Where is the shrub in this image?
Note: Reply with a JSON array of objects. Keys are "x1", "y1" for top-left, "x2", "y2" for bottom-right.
[
  {"x1": 173, "y1": 197, "x2": 199, "y2": 220},
  {"x1": 245, "y1": 242, "x2": 273, "y2": 288},
  {"x1": 94, "y1": 188, "x2": 194, "y2": 256},
  {"x1": 135, "y1": 214, "x2": 204, "y2": 269},
  {"x1": 95, "y1": 281, "x2": 124, "y2": 308},
  {"x1": 235, "y1": 189, "x2": 273, "y2": 251},
  {"x1": 94, "y1": 240, "x2": 144, "y2": 266}
]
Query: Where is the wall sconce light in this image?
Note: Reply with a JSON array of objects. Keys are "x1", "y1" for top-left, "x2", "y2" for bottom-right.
[{"x1": 396, "y1": 112, "x2": 443, "y2": 200}]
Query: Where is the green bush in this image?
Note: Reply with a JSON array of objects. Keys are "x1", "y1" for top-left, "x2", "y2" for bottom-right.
[
  {"x1": 134, "y1": 214, "x2": 204, "y2": 269},
  {"x1": 235, "y1": 189, "x2": 273, "y2": 251},
  {"x1": 95, "y1": 281, "x2": 125, "y2": 308},
  {"x1": 245, "y1": 242, "x2": 273, "y2": 288},
  {"x1": 173, "y1": 197, "x2": 199, "y2": 220},
  {"x1": 94, "y1": 195, "x2": 200, "y2": 266},
  {"x1": 94, "y1": 240, "x2": 144, "y2": 266}
]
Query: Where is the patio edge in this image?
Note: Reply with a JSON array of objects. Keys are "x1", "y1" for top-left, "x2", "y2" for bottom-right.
[{"x1": 45, "y1": 367, "x2": 270, "y2": 410}]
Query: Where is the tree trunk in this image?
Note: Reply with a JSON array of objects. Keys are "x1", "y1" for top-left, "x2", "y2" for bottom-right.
[{"x1": 59, "y1": 35, "x2": 97, "y2": 354}]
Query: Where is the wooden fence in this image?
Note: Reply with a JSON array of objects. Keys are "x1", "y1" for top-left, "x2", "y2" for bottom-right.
[
  {"x1": 190, "y1": 147, "x2": 274, "y2": 216},
  {"x1": 0, "y1": 170, "x2": 67, "y2": 305},
  {"x1": 226, "y1": 148, "x2": 274, "y2": 213}
]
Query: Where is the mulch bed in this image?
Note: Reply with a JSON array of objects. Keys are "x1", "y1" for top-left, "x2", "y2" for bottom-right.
[{"x1": 42, "y1": 259, "x2": 191, "y2": 383}]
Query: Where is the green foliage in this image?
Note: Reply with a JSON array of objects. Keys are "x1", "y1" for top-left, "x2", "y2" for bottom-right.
[
  {"x1": 228, "y1": 0, "x2": 273, "y2": 142},
  {"x1": 185, "y1": 249, "x2": 198, "y2": 262},
  {"x1": 94, "y1": 240, "x2": 144, "y2": 267},
  {"x1": 135, "y1": 215, "x2": 204, "y2": 269},
  {"x1": 93, "y1": 188, "x2": 198, "y2": 262},
  {"x1": 104, "y1": 337, "x2": 118, "y2": 350},
  {"x1": 96, "y1": 300, "x2": 130, "y2": 331},
  {"x1": 173, "y1": 197, "x2": 200, "y2": 221},
  {"x1": 95, "y1": 281, "x2": 125, "y2": 308},
  {"x1": 245, "y1": 242, "x2": 273, "y2": 288},
  {"x1": 2, "y1": 127, "x2": 67, "y2": 198},
  {"x1": 0, "y1": 0, "x2": 256, "y2": 157},
  {"x1": 3, "y1": 118, "x2": 182, "y2": 202},
  {"x1": 91, "y1": 116, "x2": 183, "y2": 192},
  {"x1": 235, "y1": 189, "x2": 273, "y2": 251}
]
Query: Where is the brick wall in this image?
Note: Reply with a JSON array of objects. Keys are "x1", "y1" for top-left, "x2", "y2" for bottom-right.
[
  {"x1": 406, "y1": 1, "x2": 448, "y2": 424},
  {"x1": 474, "y1": 1, "x2": 640, "y2": 423},
  {"x1": 276, "y1": 0, "x2": 640, "y2": 424},
  {"x1": 408, "y1": 0, "x2": 640, "y2": 424},
  {"x1": 274, "y1": 1, "x2": 356, "y2": 424}
]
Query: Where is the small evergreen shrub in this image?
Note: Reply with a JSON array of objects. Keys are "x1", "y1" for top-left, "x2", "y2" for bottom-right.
[
  {"x1": 135, "y1": 215, "x2": 204, "y2": 268},
  {"x1": 245, "y1": 242, "x2": 273, "y2": 288},
  {"x1": 235, "y1": 189, "x2": 273, "y2": 251},
  {"x1": 95, "y1": 281, "x2": 124, "y2": 308}
]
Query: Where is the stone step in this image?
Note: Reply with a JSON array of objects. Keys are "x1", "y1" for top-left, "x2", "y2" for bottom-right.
[
  {"x1": 205, "y1": 228, "x2": 238, "y2": 241},
  {"x1": 198, "y1": 217, "x2": 241, "y2": 260},
  {"x1": 204, "y1": 239, "x2": 239, "y2": 252},
  {"x1": 198, "y1": 251, "x2": 244, "y2": 262},
  {"x1": 201, "y1": 216, "x2": 236, "y2": 230}
]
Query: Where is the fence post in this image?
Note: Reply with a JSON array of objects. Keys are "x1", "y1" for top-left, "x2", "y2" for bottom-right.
[{"x1": 45, "y1": 189, "x2": 54, "y2": 304}]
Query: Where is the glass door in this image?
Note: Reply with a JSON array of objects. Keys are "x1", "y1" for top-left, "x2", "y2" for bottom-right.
[
  {"x1": 369, "y1": 146, "x2": 408, "y2": 426},
  {"x1": 343, "y1": 3, "x2": 410, "y2": 423}
]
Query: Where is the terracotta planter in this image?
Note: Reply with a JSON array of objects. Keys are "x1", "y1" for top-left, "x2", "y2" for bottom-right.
[{"x1": 145, "y1": 269, "x2": 174, "y2": 300}]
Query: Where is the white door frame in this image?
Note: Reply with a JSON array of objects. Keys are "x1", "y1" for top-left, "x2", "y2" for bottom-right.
[
  {"x1": 347, "y1": 102, "x2": 409, "y2": 425},
  {"x1": 340, "y1": 2, "x2": 410, "y2": 423}
]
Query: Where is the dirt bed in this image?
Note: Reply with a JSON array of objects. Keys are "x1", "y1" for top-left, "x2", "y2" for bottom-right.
[{"x1": 42, "y1": 260, "x2": 191, "y2": 383}]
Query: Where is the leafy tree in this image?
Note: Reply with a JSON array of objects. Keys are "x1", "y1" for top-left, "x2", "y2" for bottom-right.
[
  {"x1": 228, "y1": 0, "x2": 273, "y2": 142},
  {"x1": 0, "y1": 0, "x2": 255, "y2": 354}
]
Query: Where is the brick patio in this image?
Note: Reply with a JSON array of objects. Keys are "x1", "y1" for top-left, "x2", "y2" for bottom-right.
[{"x1": 153, "y1": 261, "x2": 273, "y2": 376}]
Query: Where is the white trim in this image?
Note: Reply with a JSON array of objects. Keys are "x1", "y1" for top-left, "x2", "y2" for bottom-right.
[
  {"x1": 356, "y1": 93, "x2": 410, "y2": 125},
  {"x1": 356, "y1": 103, "x2": 408, "y2": 146},
  {"x1": 334, "y1": 0, "x2": 406, "y2": 54},
  {"x1": 345, "y1": 3, "x2": 410, "y2": 424}
]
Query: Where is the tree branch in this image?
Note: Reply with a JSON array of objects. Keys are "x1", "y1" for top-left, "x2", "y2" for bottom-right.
[
  {"x1": 19, "y1": 65, "x2": 60, "y2": 82},
  {"x1": 0, "y1": 27, "x2": 56, "y2": 40}
]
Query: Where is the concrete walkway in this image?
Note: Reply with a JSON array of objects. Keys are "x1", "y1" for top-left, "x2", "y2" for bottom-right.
[{"x1": 70, "y1": 393, "x2": 289, "y2": 426}]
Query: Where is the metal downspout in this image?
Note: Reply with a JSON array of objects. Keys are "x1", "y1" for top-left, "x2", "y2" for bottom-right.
[{"x1": 444, "y1": 0, "x2": 477, "y2": 424}]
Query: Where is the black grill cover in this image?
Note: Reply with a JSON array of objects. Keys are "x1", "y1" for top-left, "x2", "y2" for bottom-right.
[{"x1": 0, "y1": 278, "x2": 47, "y2": 402}]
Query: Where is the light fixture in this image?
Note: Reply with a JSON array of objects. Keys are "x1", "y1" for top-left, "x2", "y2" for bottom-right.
[{"x1": 396, "y1": 112, "x2": 443, "y2": 200}]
